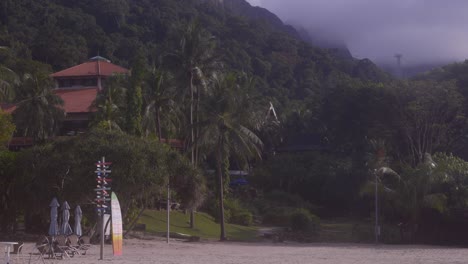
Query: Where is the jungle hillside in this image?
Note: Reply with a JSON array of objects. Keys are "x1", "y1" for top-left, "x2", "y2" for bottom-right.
[{"x1": 2, "y1": 0, "x2": 468, "y2": 244}]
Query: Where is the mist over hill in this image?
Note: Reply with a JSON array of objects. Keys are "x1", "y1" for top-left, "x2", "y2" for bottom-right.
[{"x1": 246, "y1": 0, "x2": 468, "y2": 76}]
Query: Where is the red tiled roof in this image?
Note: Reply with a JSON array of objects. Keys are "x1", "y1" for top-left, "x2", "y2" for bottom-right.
[
  {"x1": 0, "y1": 103, "x2": 16, "y2": 114},
  {"x1": 2, "y1": 88, "x2": 97, "y2": 114},
  {"x1": 8, "y1": 137, "x2": 33, "y2": 147},
  {"x1": 50, "y1": 60, "x2": 129, "y2": 78},
  {"x1": 55, "y1": 88, "x2": 98, "y2": 113},
  {"x1": 160, "y1": 138, "x2": 185, "y2": 149}
]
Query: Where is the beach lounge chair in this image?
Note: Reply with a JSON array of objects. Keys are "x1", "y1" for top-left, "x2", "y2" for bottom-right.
[
  {"x1": 12, "y1": 241, "x2": 47, "y2": 264},
  {"x1": 67, "y1": 234, "x2": 82, "y2": 255},
  {"x1": 78, "y1": 236, "x2": 91, "y2": 255},
  {"x1": 11, "y1": 242, "x2": 25, "y2": 264},
  {"x1": 35, "y1": 236, "x2": 53, "y2": 259},
  {"x1": 15, "y1": 243, "x2": 46, "y2": 264},
  {"x1": 54, "y1": 235, "x2": 73, "y2": 258}
]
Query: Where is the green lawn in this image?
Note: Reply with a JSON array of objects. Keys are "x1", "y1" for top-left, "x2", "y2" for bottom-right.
[
  {"x1": 319, "y1": 218, "x2": 374, "y2": 243},
  {"x1": 139, "y1": 211, "x2": 376, "y2": 243},
  {"x1": 138, "y1": 210, "x2": 259, "y2": 241}
]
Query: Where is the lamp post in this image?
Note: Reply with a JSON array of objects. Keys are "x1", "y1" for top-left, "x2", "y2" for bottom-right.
[
  {"x1": 167, "y1": 182, "x2": 170, "y2": 244},
  {"x1": 375, "y1": 169, "x2": 379, "y2": 244}
]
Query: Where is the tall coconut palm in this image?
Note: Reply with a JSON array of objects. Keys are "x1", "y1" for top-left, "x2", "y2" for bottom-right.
[
  {"x1": 170, "y1": 20, "x2": 217, "y2": 159},
  {"x1": 165, "y1": 20, "x2": 218, "y2": 228},
  {"x1": 91, "y1": 75, "x2": 127, "y2": 131},
  {"x1": 0, "y1": 66, "x2": 18, "y2": 102},
  {"x1": 198, "y1": 73, "x2": 263, "y2": 240},
  {"x1": 13, "y1": 73, "x2": 64, "y2": 142},
  {"x1": 363, "y1": 141, "x2": 446, "y2": 242},
  {"x1": 142, "y1": 67, "x2": 181, "y2": 141},
  {"x1": 393, "y1": 154, "x2": 446, "y2": 240},
  {"x1": 0, "y1": 47, "x2": 19, "y2": 102}
]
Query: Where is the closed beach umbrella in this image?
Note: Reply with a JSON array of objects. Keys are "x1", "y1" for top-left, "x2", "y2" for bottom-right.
[
  {"x1": 48, "y1": 198, "x2": 60, "y2": 237},
  {"x1": 74, "y1": 205, "x2": 83, "y2": 236},
  {"x1": 61, "y1": 201, "x2": 73, "y2": 235}
]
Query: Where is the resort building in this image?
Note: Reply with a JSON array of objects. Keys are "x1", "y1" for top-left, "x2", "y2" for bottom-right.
[
  {"x1": 50, "y1": 56, "x2": 129, "y2": 136},
  {"x1": 2, "y1": 56, "x2": 129, "y2": 149},
  {"x1": 3, "y1": 56, "x2": 184, "y2": 150}
]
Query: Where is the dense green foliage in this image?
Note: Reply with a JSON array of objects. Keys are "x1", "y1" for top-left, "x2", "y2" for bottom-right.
[
  {"x1": 0, "y1": 0, "x2": 387, "y2": 103},
  {"x1": 13, "y1": 73, "x2": 64, "y2": 142},
  {"x1": 290, "y1": 208, "x2": 320, "y2": 233},
  {"x1": 2, "y1": 0, "x2": 468, "y2": 244},
  {"x1": 0, "y1": 109, "x2": 15, "y2": 146},
  {"x1": 11, "y1": 129, "x2": 205, "y2": 232},
  {"x1": 0, "y1": 150, "x2": 17, "y2": 232}
]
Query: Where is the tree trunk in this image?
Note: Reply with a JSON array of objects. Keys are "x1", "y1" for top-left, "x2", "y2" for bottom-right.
[
  {"x1": 156, "y1": 108, "x2": 162, "y2": 142},
  {"x1": 189, "y1": 71, "x2": 195, "y2": 229},
  {"x1": 216, "y1": 139, "x2": 226, "y2": 241},
  {"x1": 195, "y1": 85, "x2": 200, "y2": 165},
  {"x1": 190, "y1": 72, "x2": 195, "y2": 164}
]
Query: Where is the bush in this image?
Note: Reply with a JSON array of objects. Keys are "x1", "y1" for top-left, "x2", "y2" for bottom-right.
[
  {"x1": 231, "y1": 211, "x2": 253, "y2": 226},
  {"x1": 263, "y1": 207, "x2": 295, "y2": 226},
  {"x1": 207, "y1": 197, "x2": 254, "y2": 226},
  {"x1": 351, "y1": 224, "x2": 373, "y2": 242},
  {"x1": 290, "y1": 208, "x2": 320, "y2": 233},
  {"x1": 262, "y1": 190, "x2": 316, "y2": 210},
  {"x1": 15, "y1": 129, "x2": 206, "y2": 229},
  {"x1": 263, "y1": 206, "x2": 320, "y2": 232},
  {"x1": 225, "y1": 198, "x2": 254, "y2": 226},
  {"x1": 381, "y1": 224, "x2": 402, "y2": 244}
]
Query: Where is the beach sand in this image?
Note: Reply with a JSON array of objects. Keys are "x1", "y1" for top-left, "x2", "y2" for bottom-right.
[{"x1": 20, "y1": 238, "x2": 468, "y2": 264}]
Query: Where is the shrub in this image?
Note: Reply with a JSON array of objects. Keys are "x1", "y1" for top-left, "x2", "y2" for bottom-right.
[
  {"x1": 351, "y1": 224, "x2": 373, "y2": 242},
  {"x1": 381, "y1": 224, "x2": 402, "y2": 244},
  {"x1": 262, "y1": 206, "x2": 320, "y2": 232},
  {"x1": 15, "y1": 129, "x2": 206, "y2": 229},
  {"x1": 262, "y1": 190, "x2": 316, "y2": 210},
  {"x1": 207, "y1": 197, "x2": 254, "y2": 226},
  {"x1": 225, "y1": 198, "x2": 254, "y2": 226},
  {"x1": 262, "y1": 207, "x2": 295, "y2": 226},
  {"x1": 290, "y1": 208, "x2": 320, "y2": 233},
  {"x1": 231, "y1": 211, "x2": 253, "y2": 226}
]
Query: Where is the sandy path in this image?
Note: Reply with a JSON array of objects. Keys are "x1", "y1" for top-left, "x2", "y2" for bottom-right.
[{"x1": 23, "y1": 239, "x2": 468, "y2": 264}]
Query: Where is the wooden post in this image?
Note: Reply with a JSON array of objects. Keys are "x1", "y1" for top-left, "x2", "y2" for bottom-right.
[{"x1": 100, "y1": 156, "x2": 105, "y2": 260}]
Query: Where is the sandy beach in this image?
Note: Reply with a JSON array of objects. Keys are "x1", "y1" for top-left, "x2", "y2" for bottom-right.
[{"x1": 18, "y1": 238, "x2": 468, "y2": 264}]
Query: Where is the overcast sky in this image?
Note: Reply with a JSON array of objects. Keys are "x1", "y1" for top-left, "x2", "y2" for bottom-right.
[{"x1": 246, "y1": 0, "x2": 468, "y2": 66}]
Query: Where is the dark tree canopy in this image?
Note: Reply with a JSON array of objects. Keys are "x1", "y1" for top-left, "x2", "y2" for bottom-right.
[{"x1": 14, "y1": 129, "x2": 205, "y2": 230}]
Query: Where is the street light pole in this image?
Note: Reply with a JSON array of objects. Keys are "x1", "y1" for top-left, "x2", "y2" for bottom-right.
[
  {"x1": 167, "y1": 183, "x2": 170, "y2": 244},
  {"x1": 375, "y1": 170, "x2": 379, "y2": 244}
]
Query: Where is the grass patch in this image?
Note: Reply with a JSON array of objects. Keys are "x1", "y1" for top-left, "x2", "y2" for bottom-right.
[
  {"x1": 319, "y1": 218, "x2": 374, "y2": 243},
  {"x1": 138, "y1": 210, "x2": 259, "y2": 241}
]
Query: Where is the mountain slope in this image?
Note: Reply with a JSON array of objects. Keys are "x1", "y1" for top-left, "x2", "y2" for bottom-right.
[{"x1": 0, "y1": 0, "x2": 389, "y2": 105}]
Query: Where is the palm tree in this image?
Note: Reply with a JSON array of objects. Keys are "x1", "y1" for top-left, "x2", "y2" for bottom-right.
[
  {"x1": 363, "y1": 141, "x2": 444, "y2": 242},
  {"x1": 142, "y1": 66, "x2": 181, "y2": 141},
  {"x1": 165, "y1": 20, "x2": 218, "y2": 228},
  {"x1": 13, "y1": 73, "x2": 64, "y2": 142},
  {"x1": 393, "y1": 154, "x2": 445, "y2": 241},
  {"x1": 362, "y1": 139, "x2": 400, "y2": 243},
  {"x1": 198, "y1": 73, "x2": 263, "y2": 240},
  {"x1": 91, "y1": 75, "x2": 127, "y2": 131},
  {"x1": 0, "y1": 47, "x2": 19, "y2": 102},
  {"x1": 0, "y1": 66, "x2": 18, "y2": 102}
]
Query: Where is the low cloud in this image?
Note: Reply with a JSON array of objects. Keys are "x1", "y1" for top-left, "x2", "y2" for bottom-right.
[{"x1": 246, "y1": 0, "x2": 468, "y2": 65}]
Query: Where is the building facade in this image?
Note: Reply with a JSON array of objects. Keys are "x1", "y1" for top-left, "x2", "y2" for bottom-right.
[{"x1": 50, "y1": 56, "x2": 130, "y2": 136}]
